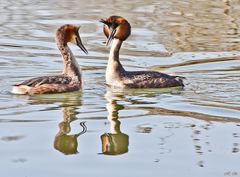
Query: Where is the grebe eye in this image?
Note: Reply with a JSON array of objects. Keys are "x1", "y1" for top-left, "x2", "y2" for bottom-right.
[
  {"x1": 108, "y1": 23, "x2": 119, "y2": 30},
  {"x1": 112, "y1": 23, "x2": 119, "y2": 28}
]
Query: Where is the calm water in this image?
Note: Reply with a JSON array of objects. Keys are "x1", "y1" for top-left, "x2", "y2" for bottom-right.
[{"x1": 0, "y1": 0, "x2": 240, "y2": 176}]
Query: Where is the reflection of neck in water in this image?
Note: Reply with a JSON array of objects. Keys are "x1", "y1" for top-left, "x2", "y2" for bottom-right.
[
  {"x1": 54, "y1": 107, "x2": 87, "y2": 155},
  {"x1": 101, "y1": 90, "x2": 129, "y2": 155},
  {"x1": 26, "y1": 92, "x2": 87, "y2": 155},
  {"x1": 28, "y1": 92, "x2": 87, "y2": 155}
]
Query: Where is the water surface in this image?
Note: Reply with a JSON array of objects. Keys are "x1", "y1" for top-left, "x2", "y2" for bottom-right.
[{"x1": 0, "y1": 0, "x2": 240, "y2": 177}]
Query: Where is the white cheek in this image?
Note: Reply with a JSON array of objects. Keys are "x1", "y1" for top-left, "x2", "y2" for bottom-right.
[{"x1": 70, "y1": 35, "x2": 77, "y2": 44}]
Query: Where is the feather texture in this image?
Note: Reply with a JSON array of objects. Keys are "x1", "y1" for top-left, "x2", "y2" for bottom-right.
[
  {"x1": 14, "y1": 75, "x2": 72, "y2": 87},
  {"x1": 11, "y1": 24, "x2": 87, "y2": 95},
  {"x1": 122, "y1": 71, "x2": 184, "y2": 88}
]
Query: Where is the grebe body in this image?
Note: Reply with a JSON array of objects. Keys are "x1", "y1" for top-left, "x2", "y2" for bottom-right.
[
  {"x1": 100, "y1": 16, "x2": 184, "y2": 88},
  {"x1": 12, "y1": 24, "x2": 88, "y2": 95}
]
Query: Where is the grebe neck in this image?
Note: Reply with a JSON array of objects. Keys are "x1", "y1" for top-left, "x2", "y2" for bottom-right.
[
  {"x1": 57, "y1": 41, "x2": 81, "y2": 81},
  {"x1": 107, "y1": 39, "x2": 125, "y2": 75}
]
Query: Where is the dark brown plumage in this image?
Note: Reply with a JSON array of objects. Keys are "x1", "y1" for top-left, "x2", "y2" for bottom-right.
[
  {"x1": 122, "y1": 71, "x2": 184, "y2": 88},
  {"x1": 15, "y1": 75, "x2": 72, "y2": 87}
]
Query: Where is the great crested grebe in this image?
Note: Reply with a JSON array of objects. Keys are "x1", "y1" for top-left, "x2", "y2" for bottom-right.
[
  {"x1": 11, "y1": 24, "x2": 88, "y2": 95},
  {"x1": 100, "y1": 16, "x2": 184, "y2": 88}
]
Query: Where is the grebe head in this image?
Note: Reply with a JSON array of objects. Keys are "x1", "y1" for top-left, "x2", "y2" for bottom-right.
[
  {"x1": 100, "y1": 16, "x2": 131, "y2": 46},
  {"x1": 56, "y1": 24, "x2": 88, "y2": 54}
]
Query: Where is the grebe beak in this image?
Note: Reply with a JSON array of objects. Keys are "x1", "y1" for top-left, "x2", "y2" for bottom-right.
[
  {"x1": 106, "y1": 27, "x2": 116, "y2": 46},
  {"x1": 99, "y1": 19, "x2": 106, "y2": 24},
  {"x1": 100, "y1": 19, "x2": 116, "y2": 46},
  {"x1": 76, "y1": 36, "x2": 88, "y2": 54}
]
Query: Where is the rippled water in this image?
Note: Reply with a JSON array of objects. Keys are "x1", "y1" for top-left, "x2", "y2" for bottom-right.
[{"x1": 0, "y1": 0, "x2": 240, "y2": 177}]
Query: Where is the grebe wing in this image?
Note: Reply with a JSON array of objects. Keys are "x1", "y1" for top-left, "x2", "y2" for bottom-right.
[
  {"x1": 28, "y1": 83, "x2": 81, "y2": 94},
  {"x1": 12, "y1": 76, "x2": 80, "y2": 95},
  {"x1": 124, "y1": 71, "x2": 173, "y2": 80},
  {"x1": 123, "y1": 71, "x2": 184, "y2": 88},
  {"x1": 15, "y1": 75, "x2": 72, "y2": 87}
]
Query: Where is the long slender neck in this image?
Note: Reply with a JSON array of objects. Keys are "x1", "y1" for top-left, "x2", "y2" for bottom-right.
[
  {"x1": 106, "y1": 39, "x2": 125, "y2": 76},
  {"x1": 57, "y1": 40, "x2": 81, "y2": 82}
]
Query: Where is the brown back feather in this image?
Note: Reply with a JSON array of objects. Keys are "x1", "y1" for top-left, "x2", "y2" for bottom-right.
[
  {"x1": 29, "y1": 83, "x2": 81, "y2": 94},
  {"x1": 15, "y1": 75, "x2": 72, "y2": 87},
  {"x1": 122, "y1": 71, "x2": 184, "y2": 88}
]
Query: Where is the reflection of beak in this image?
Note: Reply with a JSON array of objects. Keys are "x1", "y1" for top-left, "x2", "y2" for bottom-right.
[
  {"x1": 76, "y1": 36, "x2": 88, "y2": 54},
  {"x1": 106, "y1": 28, "x2": 116, "y2": 46},
  {"x1": 76, "y1": 121, "x2": 87, "y2": 137}
]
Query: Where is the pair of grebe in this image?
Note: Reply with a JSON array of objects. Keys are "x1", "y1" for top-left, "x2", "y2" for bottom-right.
[{"x1": 12, "y1": 16, "x2": 184, "y2": 95}]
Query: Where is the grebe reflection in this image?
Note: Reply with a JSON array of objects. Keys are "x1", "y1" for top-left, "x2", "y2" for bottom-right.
[
  {"x1": 100, "y1": 90, "x2": 129, "y2": 155},
  {"x1": 54, "y1": 107, "x2": 87, "y2": 155},
  {"x1": 27, "y1": 92, "x2": 87, "y2": 155}
]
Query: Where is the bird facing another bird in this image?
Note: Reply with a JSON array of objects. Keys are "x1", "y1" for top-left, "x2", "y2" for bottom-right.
[
  {"x1": 11, "y1": 24, "x2": 88, "y2": 95},
  {"x1": 11, "y1": 16, "x2": 184, "y2": 95},
  {"x1": 100, "y1": 16, "x2": 184, "y2": 89}
]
